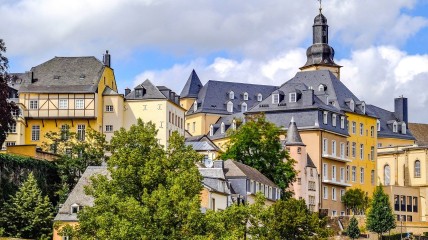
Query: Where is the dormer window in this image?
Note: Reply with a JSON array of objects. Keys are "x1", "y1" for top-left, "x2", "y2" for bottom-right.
[
  {"x1": 135, "y1": 88, "x2": 145, "y2": 98},
  {"x1": 193, "y1": 100, "x2": 198, "y2": 112},
  {"x1": 272, "y1": 94, "x2": 279, "y2": 104},
  {"x1": 340, "y1": 116, "x2": 345, "y2": 129},
  {"x1": 209, "y1": 125, "x2": 214, "y2": 136},
  {"x1": 289, "y1": 93, "x2": 297, "y2": 103},
  {"x1": 227, "y1": 101, "x2": 233, "y2": 113},
  {"x1": 79, "y1": 74, "x2": 86, "y2": 80},
  {"x1": 243, "y1": 92, "x2": 248, "y2": 100},
  {"x1": 232, "y1": 120, "x2": 237, "y2": 130},
  {"x1": 221, "y1": 122, "x2": 225, "y2": 134},
  {"x1": 71, "y1": 203, "x2": 83, "y2": 214},
  {"x1": 361, "y1": 102, "x2": 366, "y2": 114},
  {"x1": 318, "y1": 84, "x2": 326, "y2": 92},
  {"x1": 401, "y1": 122, "x2": 407, "y2": 134},
  {"x1": 229, "y1": 91, "x2": 234, "y2": 100},
  {"x1": 257, "y1": 93, "x2": 262, "y2": 102},
  {"x1": 241, "y1": 102, "x2": 247, "y2": 112},
  {"x1": 377, "y1": 120, "x2": 380, "y2": 131},
  {"x1": 350, "y1": 99, "x2": 355, "y2": 112},
  {"x1": 323, "y1": 111, "x2": 328, "y2": 124},
  {"x1": 392, "y1": 121, "x2": 398, "y2": 133},
  {"x1": 332, "y1": 114, "x2": 337, "y2": 127}
]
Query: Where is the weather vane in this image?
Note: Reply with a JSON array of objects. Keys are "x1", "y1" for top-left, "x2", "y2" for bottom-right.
[{"x1": 317, "y1": 0, "x2": 322, "y2": 13}]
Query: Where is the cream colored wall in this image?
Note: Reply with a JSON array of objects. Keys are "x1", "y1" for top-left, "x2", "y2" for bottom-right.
[
  {"x1": 53, "y1": 221, "x2": 78, "y2": 240},
  {"x1": 97, "y1": 67, "x2": 118, "y2": 131},
  {"x1": 180, "y1": 97, "x2": 195, "y2": 111},
  {"x1": 378, "y1": 138, "x2": 415, "y2": 148},
  {"x1": 212, "y1": 138, "x2": 229, "y2": 152},
  {"x1": 383, "y1": 185, "x2": 421, "y2": 222},
  {"x1": 185, "y1": 113, "x2": 220, "y2": 136},
  {"x1": 210, "y1": 192, "x2": 228, "y2": 211},
  {"x1": 103, "y1": 95, "x2": 124, "y2": 142}
]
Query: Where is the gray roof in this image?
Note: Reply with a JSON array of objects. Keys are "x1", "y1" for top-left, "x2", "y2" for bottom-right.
[
  {"x1": 186, "y1": 80, "x2": 277, "y2": 115},
  {"x1": 408, "y1": 123, "x2": 428, "y2": 146},
  {"x1": 180, "y1": 70, "x2": 203, "y2": 98},
  {"x1": 367, "y1": 104, "x2": 415, "y2": 141},
  {"x1": 199, "y1": 168, "x2": 231, "y2": 195},
  {"x1": 19, "y1": 57, "x2": 105, "y2": 93},
  {"x1": 224, "y1": 159, "x2": 278, "y2": 188},
  {"x1": 209, "y1": 112, "x2": 244, "y2": 140},
  {"x1": 125, "y1": 79, "x2": 167, "y2": 100},
  {"x1": 54, "y1": 166, "x2": 109, "y2": 222},
  {"x1": 102, "y1": 86, "x2": 120, "y2": 96},
  {"x1": 185, "y1": 141, "x2": 218, "y2": 151},
  {"x1": 306, "y1": 155, "x2": 316, "y2": 168},
  {"x1": 286, "y1": 117, "x2": 305, "y2": 146}
]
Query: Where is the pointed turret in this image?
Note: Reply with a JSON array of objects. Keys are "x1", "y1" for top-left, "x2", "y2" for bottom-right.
[
  {"x1": 286, "y1": 117, "x2": 305, "y2": 146},
  {"x1": 180, "y1": 69, "x2": 203, "y2": 98},
  {"x1": 300, "y1": 8, "x2": 342, "y2": 79}
]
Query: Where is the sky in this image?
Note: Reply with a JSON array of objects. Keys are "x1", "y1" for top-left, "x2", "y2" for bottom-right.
[{"x1": 1, "y1": 0, "x2": 428, "y2": 123}]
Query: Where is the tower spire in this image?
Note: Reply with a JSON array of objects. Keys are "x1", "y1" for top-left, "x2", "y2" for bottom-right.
[{"x1": 318, "y1": 0, "x2": 322, "y2": 13}]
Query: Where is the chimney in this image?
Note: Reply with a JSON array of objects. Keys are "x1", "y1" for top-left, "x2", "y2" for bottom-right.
[
  {"x1": 302, "y1": 89, "x2": 314, "y2": 106},
  {"x1": 125, "y1": 87, "x2": 131, "y2": 96},
  {"x1": 103, "y1": 50, "x2": 111, "y2": 68},
  {"x1": 394, "y1": 97, "x2": 408, "y2": 125},
  {"x1": 213, "y1": 160, "x2": 224, "y2": 169}
]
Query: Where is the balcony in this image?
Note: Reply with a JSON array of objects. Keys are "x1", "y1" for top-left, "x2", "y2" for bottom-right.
[
  {"x1": 322, "y1": 179, "x2": 351, "y2": 187},
  {"x1": 322, "y1": 153, "x2": 352, "y2": 163}
]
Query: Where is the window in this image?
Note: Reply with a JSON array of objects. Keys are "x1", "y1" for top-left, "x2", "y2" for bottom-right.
[
  {"x1": 232, "y1": 120, "x2": 237, "y2": 130},
  {"x1": 209, "y1": 125, "x2": 214, "y2": 136},
  {"x1": 309, "y1": 181, "x2": 316, "y2": 191},
  {"x1": 340, "y1": 190, "x2": 345, "y2": 202},
  {"x1": 360, "y1": 144, "x2": 364, "y2": 160},
  {"x1": 370, "y1": 147, "x2": 375, "y2": 161},
  {"x1": 332, "y1": 165, "x2": 336, "y2": 181},
  {"x1": 340, "y1": 116, "x2": 345, "y2": 129},
  {"x1": 323, "y1": 186, "x2": 328, "y2": 199},
  {"x1": 241, "y1": 102, "x2": 247, "y2": 112},
  {"x1": 229, "y1": 91, "x2": 234, "y2": 100},
  {"x1": 360, "y1": 123, "x2": 364, "y2": 135},
  {"x1": 393, "y1": 122, "x2": 398, "y2": 133},
  {"x1": 59, "y1": 99, "x2": 68, "y2": 109},
  {"x1": 77, "y1": 125, "x2": 86, "y2": 141},
  {"x1": 352, "y1": 122, "x2": 356, "y2": 134},
  {"x1": 297, "y1": 147, "x2": 301, "y2": 154},
  {"x1": 384, "y1": 164, "x2": 391, "y2": 186},
  {"x1": 243, "y1": 92, "x2": 248, "y2": 100},
  {"x1": 227, "y1": 101, "x2": 233, "y2": 113},
  {"x1": 332, "y1": 114, "x2": 337, "y2": 126},
  {"x1": 272, "y1": 94, "x2": 279, "y2": 104},
  {"x1": 8, "y1": 123, "x2": 16, "y2": 133},
  {"x1": 352, "y1": 166, "x2": 356, "y2": 182},
  {"x1": 323, "y1": 138, "x2": 328, "y2": 154},
  {"x1": 350, "y1": 99, "x2": 355, "y2": 111},
  {"x1": 332, "y1": 140, "x2": 336, "y2": 156},
  {"x1": 29, "y1": 100, "x2": 38, "y2": 110},
  {"x1": 323, "y1": 111, "x2": 328, "y2": 124},
  {"x1": 220, "y1": 122, "x2": 225, "y2": 134},
  {"x1": 332, "y1": 210, "x2": 337, "y2": 216},
  {"x1": 340, "y1": 143, "x2": 345, "y2": 158},
  {"x1": 377, "y1": 120, "x2": 381, "y2": 131},
  {"x1": 193, "y1": 100, "x2": 197, "y2": 112},
  {"x1": 318, "y1": 84, "x2": 325, "y2": 91},
  {"x1": 105, "y1": 125, "x2": 113, "y2": 132},
  {"x1": 289, "y1": 92, "x2": 297, "y2": 102},
  {"x1": 415, "y1": 160, "x2": 421, "y2": 178},
  {"x1": 413, "y1": 197, "x2": 418, "y2": 212},
  {"x1": 323, "y1": 163, "x2": 328, "y2": 180},
  {"x1": 352, "y1": 142, "x2": 356, "y2": 158},
  {"x1": 370, "y1": 126, "x2": 374, "y2": 137},
  {"x1": 361, "y1": 103, "x2": 366, "y2": 114},
  {"x1": 75, "y1": 99, "x2": 84, "y2": 109},
  {"x1": 192, "y1": 122, "x2": 196, "y2": 132},
  {"x1": 346, "y1": 141, "x2": 349, "y2": 156},
  {"x1": 31, "y1": 125, "x2": 40, "y2": 141},
  {"x1": 257, "y1": 93, "x2": 262, "y2": 102},
  {"x1": 135, "y1": 89, "x2": 143, "y2": 97},
  {"x1": 371, "y1": 170, "x2": 375, "y2": 185},
  {"x1": 332, "y1": 187, "x2": 337, "y2": 201},
  {"x1": 105, "y1": 105, "x2": 113, "y2": 112},
  {"x1": 402, "y1": 123, "x2": 407, "y2": 134},
  {"x1": 346, "y1": 166, "x2": 350, "y2": 182},
  {"x1": 340, "y1": 167, "x2": 345, "y2": 182},
  {"x1": 297, "y1": 178, "x2": 302, "y2": 185},
  {"x1": 61, "y1": 124, "x2": 70, "y2": 140},
  {"x1": 360, "y1": 167, "x2": 365, "y2": 183},
  {"x1": 211, "y1": 198, "x2": 216, "y2": 210},
  {"x1": 310, "y1": 168, "x2": 314, "y2": 177}
]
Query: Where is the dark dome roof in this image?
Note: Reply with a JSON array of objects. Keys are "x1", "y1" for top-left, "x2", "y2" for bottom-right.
[
  {"x1": 302, "y1": 43, "x2": 338, "y2": 67},
  {"x1": 314, "y1": 13, "x2": 327, "y2": 25}
]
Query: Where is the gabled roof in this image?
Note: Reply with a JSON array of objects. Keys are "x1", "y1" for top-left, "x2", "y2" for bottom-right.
[
  {"x1": 224, "y1": 159, "x2": 278, "y2": 188},
  {"x1": 125, "y1": 79, "x2": 167, "y2": 100},
  {"x1": 19, "y1": 57, "x2": 105, "y2": 93},
  {"x1": 306, "y1": 155, "x2": 316, "y2": 168},
  {"x1": 102, "y1": 86, "x2": 120, "y2": 96},
  {"x1": 367, "y1": 105, "x2": 415, "y2": 141},
  {"x1": 409, "y1": 123, "x2": 428, "y2": 146},
  {"x1": 186, "y1": 80, "x2": 277, "y2": 115},
  {"x1": 54, "y1": 166, "x2": 109, "y2": 222},
  {"x1": 180, "y1": 70, "x2": 203, "y2": 98}
]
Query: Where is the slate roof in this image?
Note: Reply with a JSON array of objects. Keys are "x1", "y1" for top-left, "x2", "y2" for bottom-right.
[
  {"x1": 306, "y1": 155, "x2": 316, "y2": 168},
  {"x1": 366, "y1": 104, "x2": 415, "y2": 141},
  {"x1": 286, "y1": 117, "x2": 305, "y2": 146},
  {"x1": 199, "y1": 167, "x2": 231, "y2": 195},
  {"x1": 408, "y1": 123, "x2": 428, "y2": 146},
  {"x1": 209, "y1": 112, "x2": 244, "y2": 140},
  {"x1": 102, "y1": 86, "x2": 120, "y2": 96},
  {"x1": 19, "y1": 57, "x2": 105, "y2": 93},
  {"x1": 54, "y1": 166, "x2": 109, "y2": 222},
  {"x1": 224, "y1": 159, "x2": 278, "y2": 188},
  {"x1": 186, "y1": 80, "x2": 277, "y2": 116},
  {"x1": 185, "y1": 141, "x2": 219, "y2": 151},
  {"x1": 125, "y1": 79, "x2": 167, "y2": 100},
  {"x1": 180, "y1": 70, "x2": 203, "y2": 98}
]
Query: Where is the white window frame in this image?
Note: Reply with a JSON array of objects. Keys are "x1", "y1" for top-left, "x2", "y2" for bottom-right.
[
  {"x1": 332, "y1": 187, "x2": 337, "y2": 201},
  {"x1": 220, "y1": 122, "x2": 225, "y2": 134},
  {"x1": 323, "y1": 163, "x2": 328, "y2": 180},
  {"x1": 257, "y1": 93, "x2": 262, "y2": 102},
  {"x1": 332, "y1": 140, "x2": 336, "y2": 156},
  {"x1": 340, "y1": 143, "x2": 345, "y2": 158},
  {"x1": 332, "y1": 165, "x2": 336, "y2": 181},
  {"x1": 352, "y1": 166, "x2": 356, "y2": 182},
  {"x1": 31, "y1": 125, "x2": 40, "y2": 141},
  {"x1": 340, "y1": 116, "x2": 345, "y2": 129},
  {"x1": 227, "y1": 101, "x2": 233, "y2": 113},
  {"x1": 241, "y1": 102, "x2": 247, "y2": 112},
  {"x1": 272, "y1": 94, "x2": 279, "y2": 104},
  {"x1": 402, "y1": 122, "x2": 407, "y2": 134},
  {"x1": 340, "y1": 190, "x2": 345, "y2": 202},
  {"x1": 229, "y1": 91, "x2": 234, "y2": 100},
  {"x1": 77, "y1": 124, "x2": 86, "y2": 141},
  {"x1": 352, "y1": 142, "x2": 356, "y2": 158},
  {"x1": 105, "y1": 125, "x2": 113, "y2": 132},
  {"x1": 323, "y1": 111, "x2": 328, "y2": 124},
  {"x1": 243, "y1": 92, "x2": 248, "y2": 100},
  {"x1": 350, "y1": 99, "x2": 355, "y2": 111},
  {"x1": 393, "y1": 122, "x2": 398, "y2": 133},
  {"x1": 332, "y1": 114, "x2": 337, "y2": 127},
  {"x1": 360, "y1": 167, "x2": 365, "y2": 183},
  {"x1": 209, "y1": 125, "x2": 214, "y2": 136},
  {"x1": 323, "y1": 186, "x2": 328, "y2": 199},
  {"x1": 360, "y1": 123, "x2": 364, "y2": 136},
  {"x1": 289, "y1": 92, "x2": 297, "y2": 102},
  {"x1": 352, "y1": 121, "x2": 356, "y2": 134},
  {"x1": 59, "y1": 99, "x2": 68, "y2": 109},
  {"x1": 105, "y1": 105, "x2": 114, "y2": 112},
  {"x1": 323, "y1": 138, "x2": 328, "y2": 154},
  {"x1": 9, "y1": 123, "x2": 16, "y2": 133},
  {"x1": 340, "y1": 167, "x2": 345, "y2": 182},
  {"x1": 193, "y1": 100, "x2": 197, "y2": 112},
  {"x1": 29, "y1": 100, "x2": 38, "y2": 110},
  {"x1": 377, "y1": 120, "x2": 381, "y2": 131},
  {"x1": 360, "y1": 144, "x2": 364, "y2": 160},
  {"x1": 75, "y1": 99, "x2": 85, "y2": 109}
]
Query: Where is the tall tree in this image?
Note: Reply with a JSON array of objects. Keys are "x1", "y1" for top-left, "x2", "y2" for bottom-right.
[
  {"x1": 76, "y1": 120, "x2": 205, "y2": 239},
  {"x1": 0, "y1": 39, "x2": 19, "y2": 148},
  {"x1": 343, "y1": 188, "x2": 370, "y2": 215},
  {"x1": 347, "y1": 216, "x2": 361, "y2": 240},
  {"x1": 220, "y1": 114, "x2": 296, "y2": 197},
  {"x1": 366, "y1": 185, "x2": 396, "y2": 239},
  {"x1": 0, "y1": 173, "x2": 54, "y2": 239}
]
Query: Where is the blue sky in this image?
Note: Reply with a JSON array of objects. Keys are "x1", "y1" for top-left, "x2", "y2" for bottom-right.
[{"x1": 2, "y1": 0, "x2": 428, "y2": 122}]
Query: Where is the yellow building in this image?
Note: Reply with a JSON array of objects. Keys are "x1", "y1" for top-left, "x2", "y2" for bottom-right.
[{"x1": 10, "y1": 51, "x2": 117, "y2": 148}]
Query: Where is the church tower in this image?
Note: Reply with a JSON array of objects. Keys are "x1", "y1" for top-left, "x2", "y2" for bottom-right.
[{"x1": 300, "y1": 6, "x2": 342, "y2": 79}]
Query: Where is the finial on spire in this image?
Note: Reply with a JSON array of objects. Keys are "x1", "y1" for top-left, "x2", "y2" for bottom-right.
[
  {"x1": 291, "y1": 116, "x2": 295, "y2": 123},
  {"x1": 318, "y1": 0, "x2": 322, "y2": 13}
]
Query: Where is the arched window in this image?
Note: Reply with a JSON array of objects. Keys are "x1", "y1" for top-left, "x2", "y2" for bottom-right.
[
  {"x1": 415, "y1": 160, "x2": 421, "y2": 178},
  {"x1": 229, "y1": 91, "x2": 234, "y2": 100},
  {"x1": 220, "y1": 122, "x2": 225, "y2": 134},
  {"x1": 402, "y1": 122, "x2": 407, "y2": 134},
  {"x1": 384, "y1": 164, "x2": 391, "y2": 186},
  {"x1": 193, "y1": 100, "x2": 197, "y2": 112},
  {"x1": 243, "y1": 92, "x2": 248, "y2": 100},
  {"x1": 209, "y1": 125, "x2": 214, "y2": 136},
  {"x1": 241, "y1": 102, "x2": 247, "y2": 112},
  {"x1": 227, "y1": 101, "x2": 233, "y2": 113},
  {"x1": 318, "y1": 84, "x2": 325, "y2": 92},
  {"x1": 257, "y1": 93, "x2": 262, "y2": 102}
]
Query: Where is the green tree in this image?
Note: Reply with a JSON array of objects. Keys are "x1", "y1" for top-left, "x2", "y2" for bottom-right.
[
  {"x1": 220, "y1": 114, "x2": 296, "y2": 197},
  {"x1": 0, "y1": 39, "x2": 19, "y2": 148},
  {"x1": 0, "y1": 173, "x2": 54, "y2": 239},
  {"x1": 347, "y1": 216, "x2": 360, "y2": 240},
  {"x1": 76, "y1": 120, "x2": 204, "y2": 239},
  {"x1": 43, "y1": 126, "x2": 107, "y2": 200},
  {"x1": 366, "y1": 185, "x2": 396, "y2": 239},
  {"x1": 343, "y1": 188, "x2": 370, "y2": 215}
]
